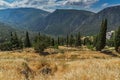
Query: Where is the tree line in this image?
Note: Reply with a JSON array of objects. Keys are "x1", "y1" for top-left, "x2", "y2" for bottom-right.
[{"x1": 0, "y1": 19, "x2": 120, "y2": 53}]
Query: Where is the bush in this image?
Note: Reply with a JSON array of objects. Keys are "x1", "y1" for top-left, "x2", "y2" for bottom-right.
[
  {"x1": 0, "y1": 42, "x2": 12, "y2": 51},
  {"x1": 87, "y1": 45, "x2": 94, "y2": 50},
  {"x1": 34, "y1": 41, "x2": 48, "y2": 53},
  {"x1": 53, "y1": 44, "x2": 59, "y2": 49}
]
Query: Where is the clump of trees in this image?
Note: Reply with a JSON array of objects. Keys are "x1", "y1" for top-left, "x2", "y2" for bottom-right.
[
  {"x1": 0, "y1": 32, "x2": 23, "y2": 51},
  {"x1": 65, "y1": 32, "x2": 82, "y2": 47},
  {"x1": 0, "y1": 31, "x2": 31, "y2": 51}
]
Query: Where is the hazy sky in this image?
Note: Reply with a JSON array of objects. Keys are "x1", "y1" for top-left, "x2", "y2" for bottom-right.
[{"x1": 1, "y1": 0, "x2": 120, "y2": 12}]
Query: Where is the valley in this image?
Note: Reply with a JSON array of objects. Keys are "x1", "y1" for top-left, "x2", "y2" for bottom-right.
[{"x1": 0, "y1": 1, "x2": 120, "y2": 80}]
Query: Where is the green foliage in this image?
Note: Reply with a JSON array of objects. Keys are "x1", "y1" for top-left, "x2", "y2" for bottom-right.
[
  {"x1": 0, "y1": 32, "x2": 23, "y2": 51},
  {"x1": 53, "y1": 44, "x2": 59, "y2": 49},
  {"x1": 93, "y1": 35, "x2": 98, "y2": 47},
  {"x1": 106, "y1": 32, "x2": 115, "y2": 47},
  {"x1": 69, "y1": 34, "x2": 75, "y2": 46},
  {"x1": 0, "y1": 42, "x2": 12, "y2": 51},
  {"x1": 66, "y1": 34, "x2": 69, "y2": 47},
  {"x1": 96, "y1": 19, "x2": 107, "y2": 51},
  {"x1": 34, "y1": 40, "x2": 48, "y2": 53},
  {"x1": 57, "y1": 37, "x2": 60, "y2": 45},
  {"x1": 51, "y1": 38, "x2": 55, "y2": 46},
  {"x1": 87, "y1": 45, "x2": 94, "y2": 51},
  {"x1": 10, "y1": 32, "x2": 23, "y2": 50},
  {"x1": 24, "y1": 32, "x2": 31, "y2": 48},
  {"x1": 83, "y1": 37, "x2": 92, "y2": 46},
  {"x1": 34, "y1": 34, "x2": 50, "y2": 53},
  {"x1": 115, "y1": 27, "x2": 120, "y2": 52},
  {"x1": 75, "y1": 32, "x2": 81, "y2": 47}
]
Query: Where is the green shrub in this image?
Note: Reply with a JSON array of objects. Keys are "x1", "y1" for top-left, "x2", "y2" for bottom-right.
[
  {"x1": 87, "y1": 45, "x2": 94, "y2": 50},
  {"x1": 0, "y1": 42, "x2": 12, "y2": 51},
  {"x1": 34, "y1": 41, "x2": 48, "y2": 53}
]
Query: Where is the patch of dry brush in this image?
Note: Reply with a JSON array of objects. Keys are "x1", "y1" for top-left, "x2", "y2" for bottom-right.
[{"x1": 0, "y1": 48, "x2": 120, "y2": 80}]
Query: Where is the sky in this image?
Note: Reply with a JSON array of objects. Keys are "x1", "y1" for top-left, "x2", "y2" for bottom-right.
[{"x1": 0, "y1": 0, "x2": 120, "y2": 12}]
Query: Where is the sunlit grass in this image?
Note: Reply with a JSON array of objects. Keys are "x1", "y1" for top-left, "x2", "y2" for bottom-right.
[{"x1": 0, "y1": 47, "x2": 119, "y2": 80}]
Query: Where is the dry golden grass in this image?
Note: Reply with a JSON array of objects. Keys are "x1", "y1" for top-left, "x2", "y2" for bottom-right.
[{"x1": 0, "y1": 47, "x2": 120, "y2": 80}]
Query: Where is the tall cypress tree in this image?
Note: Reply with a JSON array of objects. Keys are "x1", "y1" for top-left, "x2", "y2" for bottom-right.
[
  {"x1": 75, "y1": 32, "x2": 81, "y2": 47},
  {"x1": 14, "y1": 32, "x2": 19, "y2": 48},
  {"x1": 51, "y1": 38, "x2": 55, "y2": 46},
  {"x1": 57, "y1": 36, "x2": 60, "y2": 45},
  {"x1": 69, "y1": 34, "x2": 74, "y2": 46},
  {"x1": 96, "y1": 19, "x2": 107, "y2": 51},
  {"x1": 66, "y1": 34, "x2": 69, "y2": 47},
  {"x1": 24, "y1": 31, "x2": 31, "y2": 48},
  {"x1": 115, "y1": 26, "x2": 120, "y2": 52},
  {"x1": 10, "y1": 32, "x2": 14, "y2": 44}
]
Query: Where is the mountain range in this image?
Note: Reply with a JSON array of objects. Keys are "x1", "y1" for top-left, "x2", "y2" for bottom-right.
[
  {"x1": 0, "y1": 8, "x2": 49, "y2": 31},
  {"x1": 0, "y1": 5, "x2": 120, "y2": 36}
]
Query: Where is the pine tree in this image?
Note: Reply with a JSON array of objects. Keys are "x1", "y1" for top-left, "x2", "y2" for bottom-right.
[
  {"x1": 11, "y1": 32, "x2": 19, "y2": 49},
  {"x1": 115, "y1": 26, "x2": 120, "y2": 52},
  {"x1": 51, "y1": 38, "x2": 55, "y2": 46},
  {"x1": 60, "y1": 37, "x2": 65, "y2": 45},
  {"x1": 57, "y1": 36, "x2": 60, "y2": 45},
  {"x1": 24, "y1": 31, "x2": 31, "y2": 48},
  {"x1": 96, "y1": 19, "x2": 107, "y2": 51},
  {"x1": 93, "y1": 35, "x2": 98, "y2": 47},
  {"x1": 66, "y1": 34, "x2": 69, "y2": 47},
  {"x1": 75, "y1": 32, "x2": 81, "y2": 47},
  {"x1": 10, "y1": 32, "x2": 23, "y2": 50},
  {"x1": 69, "y1": 34, "x2": 74, "y2": 46}
]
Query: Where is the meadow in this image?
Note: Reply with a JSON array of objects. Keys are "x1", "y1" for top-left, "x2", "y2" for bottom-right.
[{"x1": 0, "y1": 46, "x2": 120, "y2": 80}]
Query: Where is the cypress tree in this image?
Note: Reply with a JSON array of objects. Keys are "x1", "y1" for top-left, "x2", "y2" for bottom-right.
[
  {"x1": 51, "y1": 38, "x2": 55, "y2": 46},
  {"x1": 66, "y1": 34, "x2": 69, "y2": 47},
  {"x1": 57, "y1": 36, "x2": 60, "y2": 45},
  {"x1": 11, "y1": 32, "x2": 18, "y2": 49},
  {"x1": 69, "y1": 34, "x2": 74, "y2": 46},
  {"x1": 10, "y1": 32, "x2": 23, "y2": 50},
  {"x1": 24, "y1": 31, "x2": 31, "y2": 48},
  {"x1": 75, "y1": 32, "x2": 81, "y2": 47},
  {"x1": 60, "y1": 37, "x2": 65, "y2": 45},
  {"x1": 115, "y1": 26, "x2": 120, "y2": 52},
  {"x1": 10, "y1": 32, "x2": 14, "y2": 45},
  {"x1": 96, "y1": 19, "x2": 107, "y2": 51}
]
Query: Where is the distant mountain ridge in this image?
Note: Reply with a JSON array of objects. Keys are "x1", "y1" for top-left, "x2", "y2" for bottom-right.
[
  {"x1": 75, "y1": 5, "x2": 120, "y2": 35},
  {"x1": 44, "y1": 9, "x2": 95, "y2": 36},
  {"x1": 0, "y1": 6, "x2": 120, "y2": 36},
  {"x1": 0, "y1": 8, "x2": 50, "y2": 31}
]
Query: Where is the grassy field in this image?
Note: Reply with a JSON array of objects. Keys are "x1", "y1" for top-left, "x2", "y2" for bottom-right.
[{"x1": 0, "y1": 46, "x2": 120, "y2": 80}]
